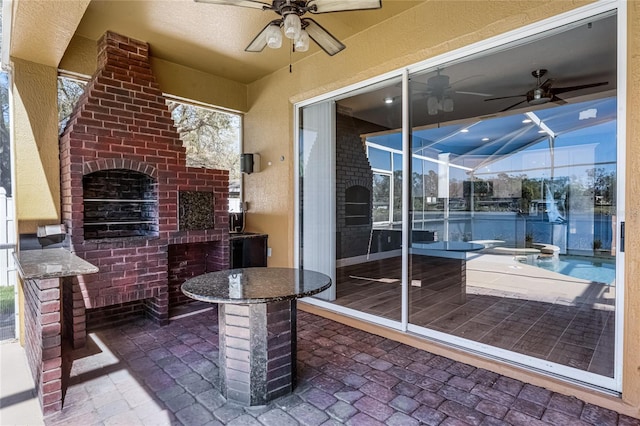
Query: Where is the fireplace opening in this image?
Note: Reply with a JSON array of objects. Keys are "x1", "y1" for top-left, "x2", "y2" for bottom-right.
[
  {"x1": 83, "y1": 169, "x2": 159, "y2": 240},
  {"x1": 345, "y1": 185, "x2": 371, "y2": 226}
]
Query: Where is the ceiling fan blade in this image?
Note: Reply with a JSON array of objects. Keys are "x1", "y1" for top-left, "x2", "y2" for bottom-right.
[
  {"x1": 449, "y1": 74, "x2": 483, "y2": 87},
  {"x1": 501, "y1": 99, "x2": 527, "y2": 112},
  {"x1": 303, "y1": 18, "x2": 345, "y2": 56},
  {"x1": 194, "y1": 0, "x2": 271, "y2": 10},
  {"x1": 308, "y1": 0, "x2": 381, "y2": 13},
  {"x1": 550, "y1": 95, "x2": 567, "y2": 105},
  {"x1": 455, "y1": 90, "x2": 493, "y2": 97},
  {"x1": 484, "y1": 94, "x2": 527, "y2": 102},
  {"x1": 409, "y1": 81, "x2": 431, "y2": 93},
  {"x1": 552, "y1": 81, "x2": 608, "y2": 94},
  {"x1": 245, "y1": 22, "x2": 276, "y2": 52}
]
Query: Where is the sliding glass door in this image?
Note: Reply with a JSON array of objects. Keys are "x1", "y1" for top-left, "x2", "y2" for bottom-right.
[{"x1": 297, "y1": 7, "x2": 621, "y2": 390}]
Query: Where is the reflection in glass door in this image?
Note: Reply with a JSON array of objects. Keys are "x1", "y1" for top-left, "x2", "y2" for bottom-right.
[
  {"x1": 401, "y1": 11, "x2": 617, "y2": 386},
  {"x1": 402, "y1": 97, "x2": 617, "y2": 380},
  {"x1": 331, "y1": 77, "x2": 405, "y2": 322},
  {"x1": 298, "y1": 8, "x2": 620, "y2": 390}
]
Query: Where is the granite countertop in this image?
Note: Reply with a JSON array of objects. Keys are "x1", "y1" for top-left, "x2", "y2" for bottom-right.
[
  {"x1": 182, "y1": 267, "x2": 331, "y2": 304},
  {"x1": 228, "y1": 232, "x2": 267, "y2": 240},
  {"x1": 14, "y1": 248, "x2": 99, "y2": 280}
]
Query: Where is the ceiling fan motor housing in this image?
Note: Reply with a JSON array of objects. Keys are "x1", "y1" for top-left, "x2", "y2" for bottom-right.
[
  {"x1": 528, "y1": 87, "x2": 553, "y2": 105},
  {"x1": 272, "y1": 0, "x2": 315, "y2": 15}
]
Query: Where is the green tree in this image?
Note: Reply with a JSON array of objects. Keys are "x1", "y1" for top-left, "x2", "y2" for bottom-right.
[
  {"x1": 56, "y1": 77, "x2": 241, "y2": 185},
  {"x1": 58, "y1": 77, "x2": 86, "y2": 134},
  {"x1": 168, "y1": 102, "x2": 241, "y2": 182},
  {"x1": 587, "y1": 167, "x2": 616, "y2": 206}
]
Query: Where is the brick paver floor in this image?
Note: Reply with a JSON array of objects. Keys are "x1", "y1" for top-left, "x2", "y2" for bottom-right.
[{"x1": 44, "y1": 307, "x2": 640, "y2": 425}]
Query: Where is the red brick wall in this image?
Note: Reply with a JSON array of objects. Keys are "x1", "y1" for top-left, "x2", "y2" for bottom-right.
[
  {"x1": 60, "y1": 31, "x2": 229, "y2": 323},
  {"x1": 23, "y1": 278, "x2": 63, "y2": 415}
]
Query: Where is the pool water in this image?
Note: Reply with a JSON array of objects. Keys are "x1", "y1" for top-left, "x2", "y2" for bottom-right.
[{"x1": 535, "y1": 255, "x2": 616, "y2": 284}]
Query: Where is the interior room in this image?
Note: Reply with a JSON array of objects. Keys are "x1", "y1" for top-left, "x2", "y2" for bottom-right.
[{"x1": 1, "y1": 0, "x2": 639, "y2": 424}]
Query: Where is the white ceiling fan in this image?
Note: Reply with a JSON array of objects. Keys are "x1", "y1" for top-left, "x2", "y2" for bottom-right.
[{"x1": 195, "y1": 0, "x2": 382, "y2": 56}]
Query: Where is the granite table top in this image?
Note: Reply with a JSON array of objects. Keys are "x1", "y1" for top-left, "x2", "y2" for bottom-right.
[
  {"x1": 14, "y1": 248, "x2": 99, "y2": 280},
  {"x1": 411, "y1": 241, "x2": 485, "y2": 260},
  {"x1": 182, "y1": 267, "x2": 332, "y2": 304}
]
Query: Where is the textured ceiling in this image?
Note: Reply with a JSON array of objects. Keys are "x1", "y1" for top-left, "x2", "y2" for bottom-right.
[{"x1": 73, "y1": 0, "x2": 423, "y2": 84}]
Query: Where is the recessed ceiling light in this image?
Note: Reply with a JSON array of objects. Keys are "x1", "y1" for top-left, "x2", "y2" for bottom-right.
[
  {"x1": 460, "y1": 129, "x2": 469, "y2": 133},
  {"x1": 384, "y1": 97, "x2": 393, "y2": 104},
  {"x1": 522, "y1": 119, "x2": 532, "y2": 123},
  {"x1": 538, "y1": 130, "x2": 547, "y2": 133},
  {"x1": 482, "y1": 137, "x2": 489, "y2": 142}
]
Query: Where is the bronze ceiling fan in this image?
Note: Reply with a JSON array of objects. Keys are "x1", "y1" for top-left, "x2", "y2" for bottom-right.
[
  {"x1": 195, "y1": 0, "x2": 382, "y2": 56},
  {"x1": 484, "y1": 69, "x2": 609, "y2": 112}
]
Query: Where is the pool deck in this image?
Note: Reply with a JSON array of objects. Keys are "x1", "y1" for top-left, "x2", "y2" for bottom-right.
[{"x1": 466, "y1": 253, "x2": 615, "y2": 309}]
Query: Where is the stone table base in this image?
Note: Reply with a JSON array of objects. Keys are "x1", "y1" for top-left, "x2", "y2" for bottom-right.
[{"x1": 218, "y1": 299, "x2": 296, "y2": 406}]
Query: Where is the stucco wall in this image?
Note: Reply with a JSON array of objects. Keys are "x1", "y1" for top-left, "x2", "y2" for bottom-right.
[
  {"x1": 243, "y1": 0, "x2": 596, "y2": 270},
  {"x1": 241, "y1": 0, "x2": 640, "y2": 411},
  {"x1": 58, "y1": 35, "x2": 248, "y2": 113},
  {"x1": 623, "y1": 0, "x2": 640, "y2": 409},
  {"x1": 9, "y1": 0, "x2": 639, "y2": 414},
  {"x1": 12, "y1": 59, "x2": 61, "y2": 233}
]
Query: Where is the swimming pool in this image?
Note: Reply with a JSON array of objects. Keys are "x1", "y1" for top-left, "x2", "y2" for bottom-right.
[{"x1": 535, "y1": 255, "x2": 616, "y2": 284}]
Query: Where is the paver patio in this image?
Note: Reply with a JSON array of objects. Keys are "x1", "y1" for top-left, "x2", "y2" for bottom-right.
[{"x1": 35, "y1": 307, "x2": 639, "y2": 426}]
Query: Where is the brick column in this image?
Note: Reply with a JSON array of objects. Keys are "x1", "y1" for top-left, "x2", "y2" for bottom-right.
[
  {"x1": 62, "y1": 277, "x2": 87, "y2": 349},
  {"x1": 23, "y1": 278, "x2": 63, "y2": 415},
  {"x1": 143, "y1": 288, "x2": 169, "y2": 325},
  {"x1": 218, "y1": 300, "x2": 296, "y2": 406}
]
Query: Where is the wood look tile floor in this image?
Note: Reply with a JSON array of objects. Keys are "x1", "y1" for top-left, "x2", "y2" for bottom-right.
[{"x1": 334, "y1": 255, "x2": 615, "y2": 377}]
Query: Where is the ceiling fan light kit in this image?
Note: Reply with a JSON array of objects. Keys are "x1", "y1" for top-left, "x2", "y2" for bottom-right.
[
  {"x1": 195, "y1": 0, "x2": 382, "y2": 56},
  {"x1": 294, "y1": 28, "x2": 310, "y2": 52},
  {"x1": 283, "y1": 13, "x2": 302, "y2": 39},
  {"x1": 265, "y1": 23, "x2": 283, "y2": 48}
]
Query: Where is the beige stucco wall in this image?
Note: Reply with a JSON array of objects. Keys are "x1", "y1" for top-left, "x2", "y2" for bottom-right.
[
  {"x1": 241, "y1": 0, "x2": 640, "y2": 413},
  {"x1": 244, "y1": 0, "x2": 597, "y2": 271},
  {"x1": 623, "y1": 0, "x2": 640, "y2": 410},
  {"x1": 12, "y1": 59, "x2": 61, "y2": 234},
  {"x1": 58, "y1": 35, "x2": 248, "y2": 113},
  {"x1": 8, "y1": 0, "x2": 639, "y2": 415}
]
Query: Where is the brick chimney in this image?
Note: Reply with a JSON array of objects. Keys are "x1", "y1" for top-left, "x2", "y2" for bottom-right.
[{"x1": 59, "y1": 32, "x2": 229, "y2": 344}]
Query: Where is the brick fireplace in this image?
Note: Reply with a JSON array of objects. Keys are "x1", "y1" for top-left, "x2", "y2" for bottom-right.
[
  {"x1": 336, "y1": 109, "x2": 384, "y2": 259},
  {"x1": 59, "y1": 31, "x2": 229, "y2": 347}
]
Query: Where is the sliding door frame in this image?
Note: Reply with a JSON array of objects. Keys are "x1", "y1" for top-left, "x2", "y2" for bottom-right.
[{"x1": 294, "y1": 0, "x2": 625, "y2": 393}]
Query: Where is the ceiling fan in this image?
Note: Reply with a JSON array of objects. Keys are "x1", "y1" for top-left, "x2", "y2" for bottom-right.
[
  {"x1": 411, "y1": 71, "x2": 491, "y2": 115},
  {"x1": 484, "y1": 69, "x2": 608, "y2": 112},
  {"x1": 195, "y1": 0, "x2": 382, "y2": 56}
]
